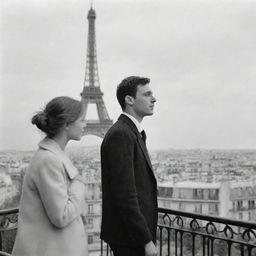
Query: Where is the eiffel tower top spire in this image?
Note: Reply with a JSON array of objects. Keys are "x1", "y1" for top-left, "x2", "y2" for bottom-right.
[
  {"x1": 88, "y1": 4, "x2": 96, "y2": 19},
  {"x1": 82, "y1": 4, "x2": 98, "y2": 89},
  {"x1": 80, "y1": 6, "x2": 113, "y2": 138}
]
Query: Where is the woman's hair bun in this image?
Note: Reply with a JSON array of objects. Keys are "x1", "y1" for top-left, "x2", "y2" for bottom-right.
[
  {"x1": 31, "y1": 96, "x2": 82, "y2": 138},
  {"x1": 31, "y1": 111, "x2": 48, "y2": 133}
]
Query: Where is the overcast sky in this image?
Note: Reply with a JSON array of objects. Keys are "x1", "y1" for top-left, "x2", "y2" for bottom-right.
[{"x1": 1, "y1": 0, "x2": 256, "y2": 151}]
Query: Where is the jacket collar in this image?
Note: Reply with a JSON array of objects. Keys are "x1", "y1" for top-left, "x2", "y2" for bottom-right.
[
  {"x1": 38, "y1": 137, "x2": 78, "y2": 179},
  {"x1": 122, "y1": 112, "x2": 143, "y2": 133},
  {"x1": 118, "y1": 114, "x2": 155, "y2": 175},
  {"x1": 118, "y1": 114, "x2": 139, "y2": 134}
]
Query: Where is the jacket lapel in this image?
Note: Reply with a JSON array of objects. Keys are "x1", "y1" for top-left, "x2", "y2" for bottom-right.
[
  {"x1": 136, "y1": 133, "x2": 153, "y2": 170},
  {"x1": 118, "y1": 114, "x2": 156, "y2": 180}
]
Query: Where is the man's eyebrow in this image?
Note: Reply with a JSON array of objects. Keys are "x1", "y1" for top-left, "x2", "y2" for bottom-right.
[{"x1": 143, "y1": 90, "x2": 152, "y2": 95}]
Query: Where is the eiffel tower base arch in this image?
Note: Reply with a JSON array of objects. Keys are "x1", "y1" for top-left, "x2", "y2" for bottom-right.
[{"x1": 83, "y1": 120, "x2": 113, "y2": 138}]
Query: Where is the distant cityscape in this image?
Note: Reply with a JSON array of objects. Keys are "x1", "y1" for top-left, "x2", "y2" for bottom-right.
[{"x1": 1, "y1": 147, "x2": 256, "y2": 255}]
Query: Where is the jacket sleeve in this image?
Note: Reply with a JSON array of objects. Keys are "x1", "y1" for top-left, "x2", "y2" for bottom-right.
[
  {"x1": 106, "y1": 130, "x2": 153, "y2": 245},
  {"x1": 33, "y1": 152, "x2": 85, "y2": 228}
]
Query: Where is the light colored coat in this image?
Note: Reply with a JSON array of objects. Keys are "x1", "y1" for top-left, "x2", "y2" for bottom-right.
[{"x1": 12, "y1": 138, "x2": 88, "y2": 256}]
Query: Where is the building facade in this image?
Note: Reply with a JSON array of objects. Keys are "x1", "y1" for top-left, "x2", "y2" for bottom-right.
[{"x1": 158, "y1": 180, "x2": 256, "y2": 221}]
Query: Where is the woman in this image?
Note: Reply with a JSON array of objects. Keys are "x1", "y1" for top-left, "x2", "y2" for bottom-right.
[{"x1": 12, "y1": 96, "x2": 88, "y2": 256}]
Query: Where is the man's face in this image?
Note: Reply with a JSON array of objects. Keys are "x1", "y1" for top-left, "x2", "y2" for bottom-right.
[{"x1": 132, "y1": 84, "x2": 156, "y2": 118}]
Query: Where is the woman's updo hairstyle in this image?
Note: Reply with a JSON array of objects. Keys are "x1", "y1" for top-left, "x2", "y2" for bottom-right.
[{"x1": 32, "y1": 96, "x2": 83, "y2": 138}]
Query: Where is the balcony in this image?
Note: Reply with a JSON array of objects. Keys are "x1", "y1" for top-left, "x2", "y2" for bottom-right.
[{"x1": 1, "y1": 208, "x2": 256, "y2": 256}]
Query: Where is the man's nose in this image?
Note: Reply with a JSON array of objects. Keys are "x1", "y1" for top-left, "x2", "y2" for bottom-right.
[{"x1": 152, "y1": 96, "x2": 157, "y2": 102}]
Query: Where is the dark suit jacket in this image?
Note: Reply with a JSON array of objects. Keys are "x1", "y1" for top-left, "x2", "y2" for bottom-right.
[{"x1": 100, "y1": 114, "x2": 158, "y2": 247}]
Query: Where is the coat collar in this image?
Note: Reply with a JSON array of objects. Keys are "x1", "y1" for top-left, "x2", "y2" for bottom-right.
[
  {"x1": 122, "y1": 112, "x2": 143, "y2": 133},
  {"x1": 118, "y1": 114, "x2": 155, "y2": 174},
  {"x1": 38, "y1": 137, "x2": 78, "y2": 179},
  {"x1": 118, "y1": 114, "x2": 139, "y2": 134}
]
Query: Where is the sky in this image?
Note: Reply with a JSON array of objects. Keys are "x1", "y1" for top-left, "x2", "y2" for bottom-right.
[{"x1": 1, "y1": 0, "x2": 256, "y2": 151}]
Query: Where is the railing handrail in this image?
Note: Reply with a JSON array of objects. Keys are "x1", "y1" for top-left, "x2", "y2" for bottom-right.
[
  {"x1": 0, "y1": 208, "x2": 19, "y2": 216},
  {"x1": 158, "y1": 207, "x2": 256, "y2": 229},
  {"x1": 1, "y1": 207, "x2": 256, "y2": 230}
]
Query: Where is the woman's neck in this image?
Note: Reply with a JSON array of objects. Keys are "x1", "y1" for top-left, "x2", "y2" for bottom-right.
[{"x1": 51, "y1": 133, "x2": 68, "y2": 151}]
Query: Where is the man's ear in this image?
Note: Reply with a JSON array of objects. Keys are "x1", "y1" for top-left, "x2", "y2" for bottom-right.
[{"x1": 125, "y1": 95, "x2": 134, "y2": 106}]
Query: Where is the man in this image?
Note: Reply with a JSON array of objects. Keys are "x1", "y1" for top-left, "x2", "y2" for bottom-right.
[{"x1": 100, "y1": 76, "x2": 158, "y2": 256}]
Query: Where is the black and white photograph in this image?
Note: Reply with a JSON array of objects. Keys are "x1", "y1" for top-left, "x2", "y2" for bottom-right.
[{"x1": 1, "y1": 0, "x2": 256, "y2": 255}]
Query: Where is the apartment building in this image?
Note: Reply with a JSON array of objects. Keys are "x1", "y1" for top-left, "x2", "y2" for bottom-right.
[
  {"x1": 82, "y1": 181, "x2": 102, "y2": 256},
  {"x1": 158, "y1": 180, "x2": 256, "y2": 221}
]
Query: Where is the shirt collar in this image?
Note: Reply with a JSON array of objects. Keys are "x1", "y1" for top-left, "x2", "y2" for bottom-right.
[
  {"x1": 122, "y1": 112, "x2": 143, "y2": 133},
  {"x1": 38, "y1": 137, "x2": 78, "y2": 179}
]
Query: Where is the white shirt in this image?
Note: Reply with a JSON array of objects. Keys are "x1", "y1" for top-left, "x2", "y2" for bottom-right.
[{"x1": 122, "y1": 112, "x2": 143, "y2": 133}]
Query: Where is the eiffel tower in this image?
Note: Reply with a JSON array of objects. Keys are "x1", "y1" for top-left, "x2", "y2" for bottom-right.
[{"x1": 81, "y1": 5, "x2": 113, "y2": 138}]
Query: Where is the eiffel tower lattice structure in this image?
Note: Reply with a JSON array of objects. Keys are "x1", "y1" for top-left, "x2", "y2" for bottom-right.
[{"x1": 81, "y1": 6, "x2": 113, "y2": 138}]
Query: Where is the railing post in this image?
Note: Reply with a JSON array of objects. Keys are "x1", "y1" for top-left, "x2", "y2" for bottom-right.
[
  {"x1": 248, "y1": 246, "x2": 252, "y2": 256},
  {"x1": 167, "y1": 228, "x2": 170, "y2": 256},
  {"x1": 240, "y1": 244, "x2": 244, "y2": 256},
  {"x1": 175, "y1": 230, "x2": 178, "y2": 256},
  {"x1": 0, "y1": 232, "x2": 2, "y2": 251},
  {"x1": 202, "y1": 236, "x2": 206, "y2": 256},
  {"x1": 159, "y1": 226, "x2": 162, "y2": 256},
  {"x1": 227, "y1": 241, "x2": 232, "y2": 256},
  {"x1": 180, "y1": 231, "x2": 183, "y2": 256},
  {"x1": 192, "y1": 234, "x2": 195, "y2": 256},
  {"x1": 210, "y1": 238, "x2": 214, "y2": 256}
]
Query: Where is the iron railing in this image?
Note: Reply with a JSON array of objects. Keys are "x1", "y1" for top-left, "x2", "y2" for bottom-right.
[
  {"x1": 0, "y1": 208, "x2": 18, "y2": 254},
  {"x1": 1, "y1": 207, "x2": 256, "y2": 256},
  {"x1": 157, "y1": 207, "x2": 256, "y2": 256}
]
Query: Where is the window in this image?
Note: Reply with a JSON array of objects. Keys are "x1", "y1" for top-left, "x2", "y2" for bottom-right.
[
  {"x1": 167, "y1": 188, "x2": 173, "y2": 197},
  {"x1": 179, "y1": 203, "x2": 185, "y2": 211},
  {"x1": 88, "y1": 204, "x2": 94, "y2": 214},
  {"x1": 157, "y1": 187, "x2": 165, "y2": 197},
  {"x1": 209, "y1": 189, "x2": 218, "y2": 200},
  {"x1": 248, "y1": 200, "x2": 255, "y2": 210},
  {"x1": 208, "y1": 203, "x2": 218, "y2": 213},
  {"x1": 195, "y1": 204, "x2": 202, "y2": 213},
  {"x1": 237, "y1": 200, "x2": 243, "y2": 210},
  {"x1": 194, "y1": 189, "x2": 203, "y2": 199},
  {"x1": 86, "y1": 218, "x2": 93, "y2": 229},
  {"x1": 88, "y1": 235, "x2": 93, "y2": 244}
]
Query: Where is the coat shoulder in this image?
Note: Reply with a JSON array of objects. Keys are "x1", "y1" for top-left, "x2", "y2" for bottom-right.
[
  {"x1": 103, "y1": 121, "x2": 136, "y2": 147},
  {"x1": 29, "y1": 149, "x2": 63, "y2": 177},
  {"x1": 106, "y1": 119, "x2": 135, "y2": 138},
  {"x1": 31, "y1": 148, "x2": 59, "y2": 165}
]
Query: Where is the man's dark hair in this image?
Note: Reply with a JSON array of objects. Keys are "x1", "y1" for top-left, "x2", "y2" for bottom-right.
[{"x1": 116, "y1": 76, "x2": 150, "y2": 110}]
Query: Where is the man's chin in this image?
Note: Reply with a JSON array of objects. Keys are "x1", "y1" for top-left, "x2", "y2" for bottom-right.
[{"x1": 145, "y1": 112, "x2": 154, "y2": 116}]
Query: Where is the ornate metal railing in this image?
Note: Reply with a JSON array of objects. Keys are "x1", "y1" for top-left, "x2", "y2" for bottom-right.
[
  {"x1": 1, "y1": 207, "x2": 256, "y2": 256},
  {"x1": 0, "y1": 208, "x2": 19, "y2": 254},
  {"x1": 158, "y1": 207, "x2": 256, "y2": 256},
  {"x1": 101, "y1": 208, "x2": 256, "y2": 256}
]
